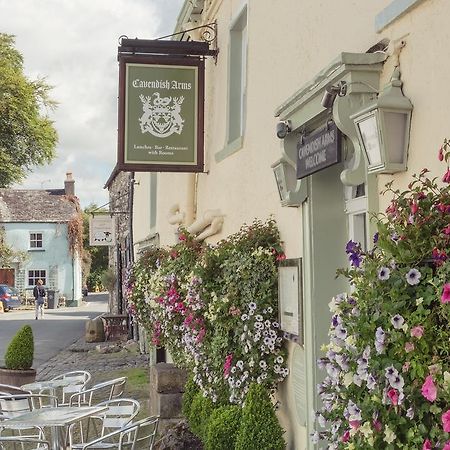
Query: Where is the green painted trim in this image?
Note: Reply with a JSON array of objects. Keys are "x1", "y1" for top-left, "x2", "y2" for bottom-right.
[
  {"x1": 275, "y1": 53, "x2": 386, "y2": 120},
  {"x1": 375, "y1": 0, "x2": 427, "y2": 32},
  {"x1": 215, "y1": 136, "x2": 244, "y2": 162}
]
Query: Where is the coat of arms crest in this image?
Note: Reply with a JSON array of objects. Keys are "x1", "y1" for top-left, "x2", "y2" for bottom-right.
[{"x1": 138, "y1": 93, "x2": 185, "y2": 138}]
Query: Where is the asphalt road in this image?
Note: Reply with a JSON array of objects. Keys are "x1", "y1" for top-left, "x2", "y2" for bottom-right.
[{"x1": 0, "y1": 292, "x2": 108, "y2": 368}]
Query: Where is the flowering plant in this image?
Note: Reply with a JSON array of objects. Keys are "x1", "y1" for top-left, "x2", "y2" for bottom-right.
[
  {"x1": 313, "y1": 142, "x2": 450, "y2": 449},
  {"x1": 127, "y1": 219, "x2": 288, "y2": 405}
]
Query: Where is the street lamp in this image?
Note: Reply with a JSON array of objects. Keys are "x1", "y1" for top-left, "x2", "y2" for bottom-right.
[{"x1": 351, "y1": 68, "x2": 413, "y2": 174}]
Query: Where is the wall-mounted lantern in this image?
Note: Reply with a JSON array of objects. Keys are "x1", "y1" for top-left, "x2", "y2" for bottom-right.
[
  {"x1": 271, "y1": 157, "x2": 306, "y2": 207},
  {"x1": 351, "y1": 68, "x2": 413, "y2": 174}
]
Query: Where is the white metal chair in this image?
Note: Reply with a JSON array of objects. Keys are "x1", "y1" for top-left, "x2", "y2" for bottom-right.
[
  {"x1": 0, "y1": 393, "x2": 57, "y2": 449},
  {"x1": 69, "y1": 377, "x2": 127, "y2": 407},
  {"x1": 79, "y1": 416, "x2": 159, "y2": 450},
  {"x1": 48, "y1": 371, "x2": 91, "y2": 405},
  {"x1": 0, "y1": 435, "x2": 50, "y2": 449},
  {"x1": 0, "y1": 385, "x2": 32, "y2": 396},
  {"x1": 68, "y1": 398, "x2": 140, "y2": 449}
]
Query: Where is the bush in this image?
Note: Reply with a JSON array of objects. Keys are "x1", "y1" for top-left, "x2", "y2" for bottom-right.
[
  {"x1": 188, "y1": 391, "x2": 215, "y2": 441},
  {"x1": 182, "y1": 375, "x2": 199, "y2": 419},
  {"x1": 5, "y1": 325, "x2": 34, "y2": 370},
  {"x1": 235, "y1": 383, "x2": 285, "y2": 450},
  {"x1": 100, "y1": 268, "x2": 116, "y2": 293},
  {"x1": 205, "y1": 405, "x2": 241, "y2": 450}
]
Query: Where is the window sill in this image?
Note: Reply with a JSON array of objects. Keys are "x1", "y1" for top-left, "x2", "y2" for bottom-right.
[
  {"x1": 375, "y1": 0, "x2": 426, "y2": 32},
  {"x1": 28, "y1": 249, "x2": 45, "y2": 252},
  {"x1": 215, "y1": 136, "x2": 244, "y2": 163}
]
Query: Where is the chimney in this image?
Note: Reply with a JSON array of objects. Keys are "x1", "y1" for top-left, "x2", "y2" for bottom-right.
[{"x1": 64, "y1": 172, "x2": 75, "y2": 196}]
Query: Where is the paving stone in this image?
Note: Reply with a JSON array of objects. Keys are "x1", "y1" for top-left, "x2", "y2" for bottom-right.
[{"x1": 36, "y1": 337, "x2": 149, "y2": 380}]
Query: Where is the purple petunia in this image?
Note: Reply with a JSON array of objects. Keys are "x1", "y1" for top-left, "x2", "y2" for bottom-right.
[
  {"x1": 345, "y1": 240, "x2": 362, "y2": 268},
  {"x1": 391, "y1": 314, "x2": 405, "y2": 329},
  {"x1": 406, "y1": 268, "x2": 421, "y2": 285},
  {"x1": 378, "y1": 266, "x2": 391, "y2": 281}
]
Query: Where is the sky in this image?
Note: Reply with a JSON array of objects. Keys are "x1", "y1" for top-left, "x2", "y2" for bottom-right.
[{"x1": 0, "y1": 0, "x2": 184, "y2": 208}]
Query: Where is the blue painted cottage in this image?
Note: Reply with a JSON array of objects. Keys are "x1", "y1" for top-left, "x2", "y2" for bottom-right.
[{"x1": 0, "y1": 173, "x2": 83, "y2": 305}]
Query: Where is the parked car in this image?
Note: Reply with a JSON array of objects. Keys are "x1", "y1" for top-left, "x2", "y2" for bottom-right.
[{"x1": 0, "y1": 285, "x2": 22, "y2": 311}]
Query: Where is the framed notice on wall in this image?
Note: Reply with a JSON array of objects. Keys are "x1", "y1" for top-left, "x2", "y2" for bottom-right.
[
  {"x1": 278, "y1": 258, "x2": 303, "y2": 345},
  {"x1": 117, "y1": 55, "x2": 205, "y2": 173}
]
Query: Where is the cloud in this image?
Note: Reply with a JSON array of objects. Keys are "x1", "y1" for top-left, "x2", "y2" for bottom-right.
[{"x1": 0, "y1": 0, "x2": 184, "y2": 207}]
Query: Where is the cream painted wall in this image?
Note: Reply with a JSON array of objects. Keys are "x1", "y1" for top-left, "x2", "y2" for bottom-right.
[
  {"x1": 376, "y1": 0, "x2": 450, "y2": 212},
  {"x1": 133, "y1": 172, "x2": 152, "y2": 246},
  {"x1": 130, "y1": 0, "x2": 450, "y2": 448}
]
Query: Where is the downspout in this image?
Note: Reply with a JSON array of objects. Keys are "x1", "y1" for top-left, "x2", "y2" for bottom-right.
[{"x1": 185, "y1": 173, "x2": 197, "y2": 227}]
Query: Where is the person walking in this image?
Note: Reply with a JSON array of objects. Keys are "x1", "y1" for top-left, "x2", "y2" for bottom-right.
[{"x1": 33, "y1": 279, "x2": 46, "y2": 319}]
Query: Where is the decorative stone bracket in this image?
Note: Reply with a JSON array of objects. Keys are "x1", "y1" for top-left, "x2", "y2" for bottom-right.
[{"x1": 274, "y1": 52, "x2": 388, "y2": 206}]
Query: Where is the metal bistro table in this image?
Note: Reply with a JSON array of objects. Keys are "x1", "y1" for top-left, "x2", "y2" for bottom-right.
[
  {"x1": 22, "y1": 379, "x2": 73, "y2": 396},
  {"x1": 1, "y1": 405, "x2": 107, "y2": 449}
]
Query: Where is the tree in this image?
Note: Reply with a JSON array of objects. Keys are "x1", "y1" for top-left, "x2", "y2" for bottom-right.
[
  {"x1": 0, "y1": 33, "x2": 58, "y2": 187},
  {"x1": 82, "y1": 204, "x2": 109, "y2": 290}
]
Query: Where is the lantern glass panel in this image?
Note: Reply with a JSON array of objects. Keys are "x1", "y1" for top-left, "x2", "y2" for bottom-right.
[
  {"x1": 357, "y1": 113, "x2": 382, "y2": 166},
  {"x1": 274, "y1": 163, "x2": 288, "y2": 202},
  {"x1": 382, "y1": 111, "x2": 406, "y2": 164}
]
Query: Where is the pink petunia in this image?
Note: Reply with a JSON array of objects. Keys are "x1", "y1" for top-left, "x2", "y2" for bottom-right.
[
  {"x1": 341, "y1": 430, "x2": 350, "y2": 443},
  {"x1": 443, "y1": 442, "x2": 450, "y2": 450},
  {"x1": 387, "y1": 388, "x2": 399, "y2": 405},
  {"x1": 405, "y1": 342, "x2": 415, "y2": 353},
  {"x1": 443, "y1": 169, "x2": 450, "y2": 183},
  {"x1": 373, "y1": 419, "x2": 382, "y2": 432},
  {"x1": 442, "y1": 410, "x2": 450, "y2": 433},
  {"x1": 423, "y1": 439, "x2": 432, "y2": 450},
  {"x1": 442, "y1": 283, "x2": 450, "y2": 303},
  {"x1": 411, "y1": 326, "x2": 424, "y2": 338},
  {"x1": 349, "y1": 420, "x2": 360, "y2": 430},
  {"x1": 421, "y1": 375, "x2": 437, "y2": 402}
]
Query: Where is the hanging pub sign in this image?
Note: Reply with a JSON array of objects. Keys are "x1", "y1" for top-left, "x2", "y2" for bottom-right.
[
  {"x1": 117, "y1": 53, "x2": 205, "y2": 173},
  {"x1": 296, "y1": 122, "x2": 341, "y2": 179},
  {"x1": 89, "y1": 215, "x2": 116, "y2": 246}
]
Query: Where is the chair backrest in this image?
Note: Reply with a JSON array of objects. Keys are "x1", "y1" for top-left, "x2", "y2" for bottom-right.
[
  {"x1": 51, "y1": 370, "x2": 91, "y2": 404},
  {"x1": 0, "y1": 383, "x2": 32, "y2": 395},
  {"x1": 97, "y1": 398, "x2": 140, "y2": 436},
  {"x1": 127, "y1": 416, "x2": 159, "y2": 450},
  {"x1": 0, "y1": 393, "x2": 58, "y2": 420},
  {"x1": 69, "y1": 377, "x2": 127, "y2": 407}
]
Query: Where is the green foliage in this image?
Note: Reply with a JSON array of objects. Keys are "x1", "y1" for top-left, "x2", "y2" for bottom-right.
[
  {"x1": 315, "y1": 143, "x2": 450, "y2": 448},
  {"x1": 0, "y1": 33, "x2": 57, "y2": 187},
  {"x1": 235, "y1": 383, "x2": 285, "y2": 450},
  {"x1": 205, "y1": 405, "x2": 241, "y2": 450},
  {"x1": 5, "y1": 325, "x2": 34, "y2": 370},
  {"x1": 182, "y1": 375, "x2": 199, "y2": 419},
  {"x1": 187, "y1": 391, "x2": 215, "y2": 441},
  {"x1": 127, "y1": 218, "x2": 288, "y2": 406},
  {"x1": 100, "y1": 268, "x2": 116, "y2": 293},
  {"x1": 0, "y1": 227, "x2": 28, "y2": 268}
]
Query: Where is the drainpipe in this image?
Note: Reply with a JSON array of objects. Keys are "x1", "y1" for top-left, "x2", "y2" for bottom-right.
[{"x1": 185, "y1": 173, "x2": 197, "y2": 227}]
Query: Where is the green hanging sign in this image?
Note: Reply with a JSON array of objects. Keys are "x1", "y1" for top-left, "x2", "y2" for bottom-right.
[{"x1": 118, "y1": 55, "x2": 204, "y2": 172}]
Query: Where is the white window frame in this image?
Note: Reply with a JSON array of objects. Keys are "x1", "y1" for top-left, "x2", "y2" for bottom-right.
[
  {"x1": 29, "y1": 232, "x2": 44, "y2": 250},
  {"x1": 345, "y1": 186, "x2": 369, "y2": 252},
  {"x1": 28, "y1": 270, "x2": 47, "y2": 287}
]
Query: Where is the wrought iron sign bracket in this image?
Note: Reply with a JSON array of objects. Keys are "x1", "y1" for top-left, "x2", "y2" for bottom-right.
[{"x1": 118, "y1": 22, "x2": 219, "y2": 63}]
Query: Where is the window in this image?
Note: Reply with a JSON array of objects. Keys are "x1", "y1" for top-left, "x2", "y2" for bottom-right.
[
  {"x1": 345, "y1": 184, "x2": 369, "y2": 251},
  {"x1": 216, "y1": 4, "x2": 248, "y2": 162},
  {"x1": 29, "y1": 232, "x2": 43, "y2": 249},
  {"x1": 28, "y1": 270, "x2": 46, "y2": 286}
]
